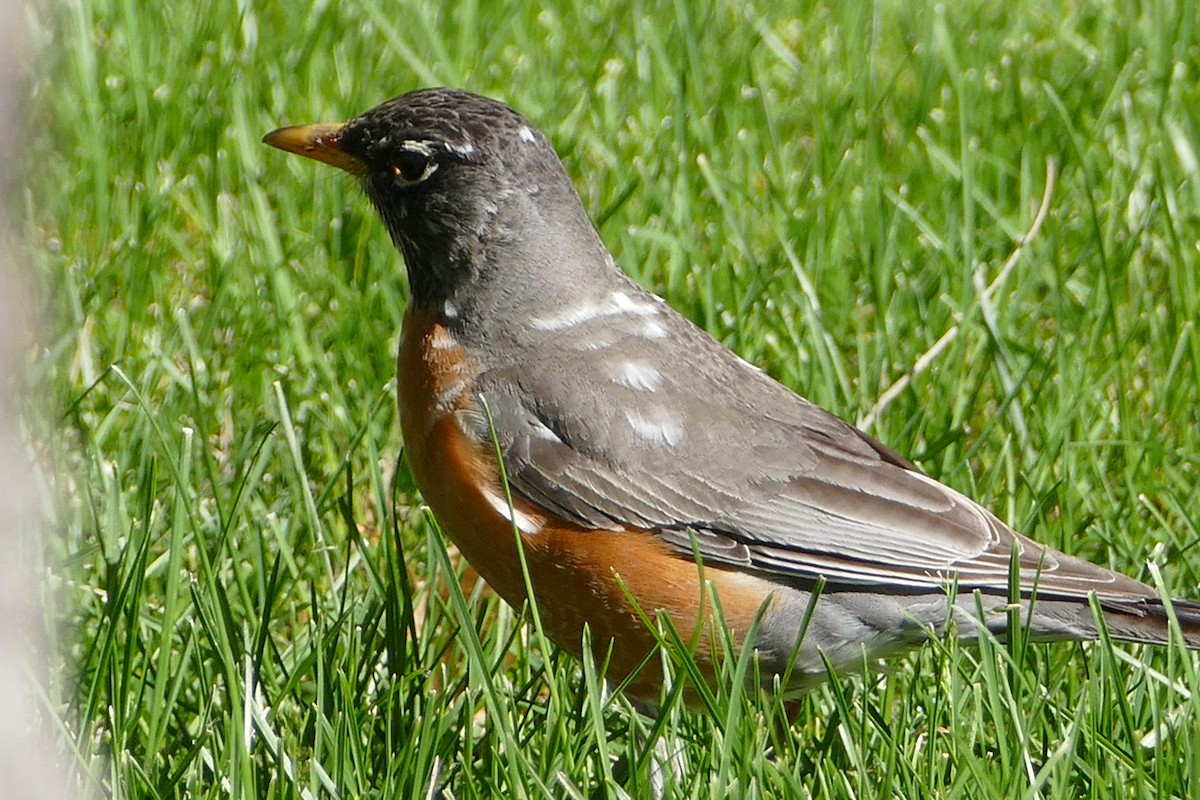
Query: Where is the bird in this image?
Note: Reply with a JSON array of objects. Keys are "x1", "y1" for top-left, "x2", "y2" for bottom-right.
[{"x1": 263, "y1": 87, "x2": 1200, "y2": 701}]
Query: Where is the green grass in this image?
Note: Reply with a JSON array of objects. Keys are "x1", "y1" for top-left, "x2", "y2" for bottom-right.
[{"x1": 27, "y1": 0, "x2": 1200, "y2": 797}]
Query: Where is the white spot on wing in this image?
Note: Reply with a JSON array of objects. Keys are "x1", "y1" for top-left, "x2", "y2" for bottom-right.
[
  {"x1": 613, "y1": 360, "x2": 663, "y2": 391},
  {"x1": 576, "y1": 334, "x2": 617, "y2": 351},
  {"x1": 641, "y1": 319, "x2": 668, "y2": 338},
  {"x1": 529, "y1": 422, "x2": 564, "y2": 443},
  {"x1": 610, "y1": 291, "x2": 659, "y2": 316},
  {"x1": 530, "y1": 300, "x2": 607, "y2": 331},
  {"x1": 484, "y1": 488, "x2": 543, "y2": 534},
  {"x1": 518, "y1": 126, "x2": 536, "y2": 143},
  {"x1": 530, "y1": 290, "x2": 661, "y2": 332},
  {"x1": 625, "y1": 408, "x2": 685, "y2": 446}
]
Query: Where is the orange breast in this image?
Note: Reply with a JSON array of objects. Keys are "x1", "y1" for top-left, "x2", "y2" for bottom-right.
[{"x1": 396, "y1": 305, "x2": 772, "y2": 698}]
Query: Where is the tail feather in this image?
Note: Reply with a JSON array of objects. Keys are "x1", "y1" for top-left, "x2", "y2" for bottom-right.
[
  {"x1": 1098, "y1": 596, "x2": 1200, "y2": 650},
  {"x1": 957, "y1": 591, "x2": 1200, "y2": 652}
]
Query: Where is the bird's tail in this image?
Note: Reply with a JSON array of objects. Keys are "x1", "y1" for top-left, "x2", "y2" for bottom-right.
[
  {"x1": 1093, "y1": 596, "x2": 1200, "y2": 651},
  {"x1": 965, "y1": 592, "x2": 1200, "y2": 652}
]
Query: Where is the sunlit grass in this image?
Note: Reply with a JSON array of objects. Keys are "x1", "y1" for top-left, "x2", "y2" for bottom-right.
[{"x1": 29, "y1": 0, "x2": 1200, "y2": 796}]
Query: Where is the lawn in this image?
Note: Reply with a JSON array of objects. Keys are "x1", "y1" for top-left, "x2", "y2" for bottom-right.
[{"x1": 27, "y1": 0, "x2": 1200, "y2": 797}]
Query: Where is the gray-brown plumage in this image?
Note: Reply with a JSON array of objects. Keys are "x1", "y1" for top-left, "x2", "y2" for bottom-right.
[{"x1": 265, "y1": 88, "x2": 1200, "y2": 697}]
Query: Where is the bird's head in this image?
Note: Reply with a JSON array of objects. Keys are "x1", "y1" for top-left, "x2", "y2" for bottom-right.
[{"x1": 264, "y1": 88, "x2": 604, "y2": 312}]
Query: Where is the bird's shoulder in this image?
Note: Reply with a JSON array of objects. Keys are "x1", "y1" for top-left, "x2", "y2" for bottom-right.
[{"x1": 456, "y1": 282, "x2": 912, "y2": 518}]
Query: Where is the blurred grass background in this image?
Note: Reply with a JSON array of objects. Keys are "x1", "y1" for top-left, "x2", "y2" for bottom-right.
[{"x1": 24, "y1": 0, "x2": 1200, "y2": 797}]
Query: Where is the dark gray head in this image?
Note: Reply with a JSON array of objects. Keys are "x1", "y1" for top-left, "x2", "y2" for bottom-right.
[{"x1": 264, "y1": 88, "x2": 612, "y2": 312}]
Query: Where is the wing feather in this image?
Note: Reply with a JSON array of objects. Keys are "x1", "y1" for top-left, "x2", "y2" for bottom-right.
[{"x1": 471, "y1": 299, "x2": 1154, "y2": 604}]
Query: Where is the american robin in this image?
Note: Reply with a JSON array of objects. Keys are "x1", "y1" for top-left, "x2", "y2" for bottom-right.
[{"x1": 264, "y1": 88, "x2": 1200, "y2": 700}]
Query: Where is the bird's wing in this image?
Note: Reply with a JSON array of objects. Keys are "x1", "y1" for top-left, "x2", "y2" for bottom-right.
[{"x1": 468, "y1": 303, "x2": 1150, "y2": 602}]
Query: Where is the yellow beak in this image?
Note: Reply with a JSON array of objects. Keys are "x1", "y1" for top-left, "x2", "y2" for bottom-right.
[{"x1": 262, "y1": 123, "x2": 368, "y2": 176}]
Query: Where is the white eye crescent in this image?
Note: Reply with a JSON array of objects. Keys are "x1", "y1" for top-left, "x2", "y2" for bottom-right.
[{"x1": 393, "y1": 152, "x2": 438, "y2": 185}]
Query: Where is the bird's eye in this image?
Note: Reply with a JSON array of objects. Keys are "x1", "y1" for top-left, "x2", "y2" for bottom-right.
[{"x1": 393, "y1": 149, "x2": 437, "y2": 185}]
